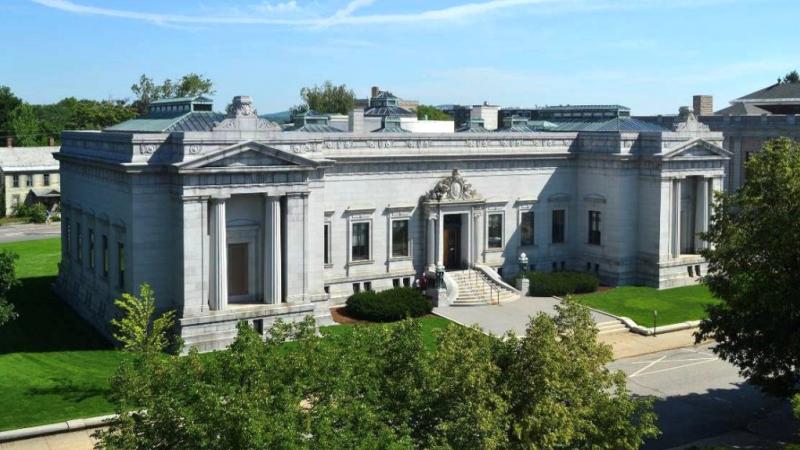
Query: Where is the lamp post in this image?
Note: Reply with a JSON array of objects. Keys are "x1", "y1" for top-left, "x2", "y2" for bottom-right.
[
  {"x1": 435, "y1": 262, "x2": 445, "y2": 290},
  {"x1": 516, "y1": 253, "x2": 530, "y2": 295}
]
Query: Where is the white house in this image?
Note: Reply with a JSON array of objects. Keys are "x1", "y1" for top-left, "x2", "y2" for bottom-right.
[{"x1": 55, "y1": 96, "x2": 730, "y2": 351}]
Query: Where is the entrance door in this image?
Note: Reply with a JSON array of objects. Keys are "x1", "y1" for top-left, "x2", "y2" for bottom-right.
[
  {"x1": 443, "y1": 227, "x2": 461, "y2": 269},
  {"x1": 228, "y1": 243, "x2": 249, "y2": 297}
]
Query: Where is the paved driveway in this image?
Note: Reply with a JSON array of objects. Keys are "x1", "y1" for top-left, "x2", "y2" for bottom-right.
[
  {"x1": 609, "y1": 345, "x2": 794, "y2": 449},
  {"x1": 434, "y1": 296, "x2": 617, "y2": 336},
  {"x1": 0, "y1": 222, "x2": 60, "y2": 243}
]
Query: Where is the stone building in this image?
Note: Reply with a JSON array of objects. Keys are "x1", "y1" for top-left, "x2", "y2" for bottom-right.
[
  {"x1": 56, "y1": 95, "x2": 729, "y2": 351},
  {"x1": 0, "y1": 146, "x2": 60, "y2": 216},
  {"x1": 639, "y1": 84, "x2": 800, "y2": 191}
]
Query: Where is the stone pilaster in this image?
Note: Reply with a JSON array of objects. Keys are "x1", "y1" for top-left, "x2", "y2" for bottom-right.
[
  {"x1": 694, "y1": 178, "x2": 710, "y2": 251},
  {"x1": 263, "y1": 195, "x2": 282, "y2": 304},
  {"x1": 284, "y1": 192, "x2": 309, "y2": 303},
  {"x1": 426, "y1": 215, "x2": 436, "y2": 271},
  {"x1": 671, "y1": 179, "x2": 681, "y2": 258},
  {"x1": 209, "y1": 196, "x2": 228, "y2": 311},
  {"x1": 181, "y1": 197, "x2": 207, "y2": 316}
]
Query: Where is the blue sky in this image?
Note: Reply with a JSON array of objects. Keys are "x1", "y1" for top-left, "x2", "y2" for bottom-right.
[{"x1": 1, "y1": 0, "x2": 797, "y2": 114}]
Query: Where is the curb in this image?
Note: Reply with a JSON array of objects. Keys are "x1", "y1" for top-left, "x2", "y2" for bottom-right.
[
  {"x1": 553, "y1": 295, "x2": 702, "y2": 336},
  {"x1": 0, "y1": 414, "x2": 117, "y2": 443}
]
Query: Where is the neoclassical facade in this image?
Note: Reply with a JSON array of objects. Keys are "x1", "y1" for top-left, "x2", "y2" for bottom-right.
[{"x1": 55, "y1": 96, "x2": 730, "y2": 351}]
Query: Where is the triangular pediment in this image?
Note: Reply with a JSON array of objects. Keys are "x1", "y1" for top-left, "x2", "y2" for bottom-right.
[
  {"x1": 176, "y1": 140, "x2": 322, "y2": 171},
  {"x1": 662, "y1": 138, "x2": 732, "y2": 160}
]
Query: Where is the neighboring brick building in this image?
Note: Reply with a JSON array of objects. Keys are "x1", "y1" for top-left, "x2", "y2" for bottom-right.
[{"x1": 0, "y1": 146, "x2": 60, "y2": 216}]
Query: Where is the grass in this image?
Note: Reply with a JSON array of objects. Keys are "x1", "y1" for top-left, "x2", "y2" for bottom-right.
[
  {"x1": 0, "y1": 237, "x2": 454, "y2": 431},
  {"x1": 0, "y1": 238, "x2": 121, "y2": 431},
  {"x1": 576, "y1": 284, "x2": 721, "y2": 327},
  {"x1": 321, "y1": 315, "x2": 453, "y2": 352}
]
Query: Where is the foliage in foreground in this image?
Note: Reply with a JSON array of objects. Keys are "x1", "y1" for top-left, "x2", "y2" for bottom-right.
[
  {"x1": 0, "y1": 250, "x2": 19, "y2": 327},
  {"x1": 697, "y1": 137, "x2": 800, "y2": 395},
  {"x1": 13, "y1": 203, "x2": 48, "y2": 223},
  {"x1": 521, "y1": 271, "x2": 600, "y2": 297},
  {"x1": 345, "y1": 287, "x2": 433, "y2": 322},
  {"x1": 96, "y1": 292, "x2": 657, "y2": 449}
]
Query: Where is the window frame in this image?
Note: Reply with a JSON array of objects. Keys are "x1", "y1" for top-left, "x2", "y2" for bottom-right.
[
  {"x1": 88, "y1": 228, "x2": 95, "y2": 270},
  {"x1": 118, "y1": 242, "x2": 125, "y2": 289},
  {"x1": 76, "y1": 223, "x2": 83, "y2": 264},
  {"x1": 11, "y1": 175, "x2": 19, "y2": 188},
  {"x1": 487, "y1": 212, "x2": 504, "y2": 249},
  {"x1": 323, "y1": 223, "x2": 331, "y2": 266},
  {"x1": 25, "y1": 175, "x2": 32, "y2": 188},
  {"x1": 551, "y1": 209, "x2": 566, "y2": 244},
  {"x1": 520, "y1": 210, "x2": 535, "y2": 246},
  {"x1": 588, "y1": 210, "x2": 601, "y2": 246},
  {"x1": 390, "y1": 218, "x2": 410, "y2": 258},
  {"x1": 350, "y1": 221, "x2": 371, "y2": 262},
  {"x1": 102, "y1": 234, "x2": 109, "y2": 278},
  {"x1": 43, "y1": 173, "x2": 50, "y2": 186}
]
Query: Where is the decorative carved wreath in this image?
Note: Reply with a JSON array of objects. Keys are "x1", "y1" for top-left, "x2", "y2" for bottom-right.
[{"x1": 423, "y1": 169, "x2": 480, "y2": 202}]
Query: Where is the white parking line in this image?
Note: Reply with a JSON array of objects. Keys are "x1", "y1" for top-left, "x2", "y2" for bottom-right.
[
  {"x1": 629, "y1": 355, "x2": 666, "y2": 378},
  {"x1": 630, "y1": 358, "x2": 718, "y2": 378}
]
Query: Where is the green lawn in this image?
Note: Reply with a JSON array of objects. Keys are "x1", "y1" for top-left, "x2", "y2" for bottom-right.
[
  {"x1": 321, "y1": 315, "x2": 452, "y2": 352},
  {"x1": 0, "y1": 238, "x2": 121, "y2": 431},
  {"x1": 576, "y1": 284, "x2": 721, "y2": 327},
  {"x1": 0, "y1": 237, "x2": 453, "y2": 431}
]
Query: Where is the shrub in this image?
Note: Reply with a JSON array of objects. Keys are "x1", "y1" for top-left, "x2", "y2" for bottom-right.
[
  {"x1": 345, "y1": 287, "x2": 433, "y2": 322},
  {"x1": 527, "y1": 271, "x2": 599, "y2": 297},
  {"x1": 27, "y1": 204, "x2": 48, "y2": 223}
]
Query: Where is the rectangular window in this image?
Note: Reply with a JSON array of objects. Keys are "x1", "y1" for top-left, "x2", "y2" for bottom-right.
[
  {"x1": 323, "y1": 224, "x2": 330, "y2": 265},
  {"x1": 364, "y1": 281, "x2": 372, "y2": 292},
  {"x1": 391, "y1": 219, "x2": 410, "y2": 257},
  {"x1": 352, "y1": 283, "x2": 360, "y2": 293},
  {"x1": 65, "y1": 219, "x2": 71, "y2": 255},
  {"x1": 351, "y1": 222, "x2": 370, "y2": 261},
  {"x1": 520, "y1": 211, "x2": 534, "y2": 246},
  {"x1": 43, "y1": 173, "x2": 50, "y2": 186},
  {"x1": 552, "y1": 209, "x2": 565, "y2": 244},
  {"x1": 102, "y1": 235, "x2": 109, "y2": 278},
  {"x1": 118, "y1": 242, "x2": 125, "y2": 289},
  {"x1": 588, "y1": 211, "x2": 601, "y2": 245},
  {"x1": 25, "y1": 175, "x2": 32, "y2": 187},
  {"x1": 88, "y1": 229, "x2": 95, "y2": 270},
  {"x1": 488, "y1": 213, "x2": 503, "y2": 249},
  {"x1": 76, "y1": 223, "x2": 83, "y2": 264},
  {"x1": 12, "y1": 175, "x2": 19, "y2": 188}
]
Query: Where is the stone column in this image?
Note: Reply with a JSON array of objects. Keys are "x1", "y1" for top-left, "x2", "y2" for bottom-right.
[
  {"x1": 473, "y1": 210, "x2": 483, "y2": 264},
  {"x1": 437, "y1": 208, "x2": 444, "y2": 266},
  {"x1": 209, "y1": 196, "x2": 228, "y2": 311},
  {"x1": 263, "y1": 195, "x2": 282, "y2": 304},
  {"x1": 695, "y1": 177, "x2": 710, "y2": 251},
  {"x1": 671, "y1": 179, "x2": 681, "y2": 258},
  {"x1": 426, "y1": 215, "x2": 436, "y2": 272}
]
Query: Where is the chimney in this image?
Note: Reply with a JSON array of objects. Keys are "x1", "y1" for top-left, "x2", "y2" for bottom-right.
[
  {"x1": 371, "y1": 86, "x2": 380, "y2": 98},
  {"x1": 48, "y1": 136, "x2": 55, "y2": 147},
  {"x1": 693, "y1": 95, "x2": 713, "y2": 116},
  {"x1": 348, "y1": 107, "x2": 365, "y2": 133},
  {"x1": 5, "y1": 137, "x2": 12, "y2": 148}
]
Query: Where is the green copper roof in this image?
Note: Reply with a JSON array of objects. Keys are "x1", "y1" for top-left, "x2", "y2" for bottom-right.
[{"x1": 105, "y1": 111, "x2": 225, "y2": 133}]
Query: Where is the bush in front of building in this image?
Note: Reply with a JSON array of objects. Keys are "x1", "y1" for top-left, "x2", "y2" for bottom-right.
[
  {"x1": 12, "y1": 203, "x2": 48, "y2": 223},
  {"x1": 345, "y1": 287, "x2": 433, "y2": 322},
  {"x1": 526, "y1": 271, "x2": 599, "y2": 297}
]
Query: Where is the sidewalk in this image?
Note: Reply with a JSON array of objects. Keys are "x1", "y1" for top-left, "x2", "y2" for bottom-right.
[
  {"x1": 599, "y1": 327, "x2": 709, "y2": 359},
  {"x1": 0, "y1": 428, "x2": 99, "y2": 450}
]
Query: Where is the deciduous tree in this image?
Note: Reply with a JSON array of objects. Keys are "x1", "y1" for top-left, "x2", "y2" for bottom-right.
[
  {"x1": 416, "y1": 104, "x2": 451, "y2": 121},
  {"x1": 0, "y1": 251, "x2": 19, "y2": 328},
  {"x1": 697, "y1": 137, "x2": 800, "y2": 395},
  {"x1": 8, "y1": 103, "x2": 41, "y2": 147},
  {"x1": 295, "y1": 81, "x2": 355, "y2": 115}
]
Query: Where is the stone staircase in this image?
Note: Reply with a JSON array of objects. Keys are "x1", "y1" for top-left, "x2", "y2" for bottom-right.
[
  {"x1": 448, "y1": 269, "x2": 520, "y2": 306},
  {"x1": 595, "y1": 320, "x2": 628, "y2": 335}
]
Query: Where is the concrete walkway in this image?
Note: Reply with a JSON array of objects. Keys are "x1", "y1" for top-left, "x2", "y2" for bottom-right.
[
  {"x1": 0, "y1": 428, "x2": 100, "y2": 450},
  {"x1": 434, "y1": 295, "x2": 618, "y2": 336}
]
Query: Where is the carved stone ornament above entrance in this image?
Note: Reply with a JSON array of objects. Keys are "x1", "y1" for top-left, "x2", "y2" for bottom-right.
[
  {"x1": 672, "y1": 106, "x2": 710, "y2": 132},
  {"x1": 212, "y1": 95, "x2": 281, "y2": 131},
  {"x1": 423, "y1": 169, "x2": 483, "y2": 202}
]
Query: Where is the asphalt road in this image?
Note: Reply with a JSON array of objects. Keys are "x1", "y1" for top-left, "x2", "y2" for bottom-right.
[
  {"x1": 609, "y1": 344, "x2": 795, "y2": 449},
  {"x1": 0, "y1": 222, "x2": 60, "y2": 243}
]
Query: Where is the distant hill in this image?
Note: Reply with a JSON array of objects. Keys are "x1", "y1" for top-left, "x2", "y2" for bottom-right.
[{"x1": 260, "y1": 110, "x2": 292, "y2": 124}]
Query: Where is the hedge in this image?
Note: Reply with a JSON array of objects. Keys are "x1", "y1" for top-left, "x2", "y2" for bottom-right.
[
  {"x1": 525, "y1": 271, "x2": 599, "y2": 297},
  {"x1": 345, "y1": 287, "x2": 433, "y2": 322}
]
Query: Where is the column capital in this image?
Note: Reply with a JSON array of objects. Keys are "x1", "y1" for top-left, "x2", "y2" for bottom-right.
[
  {"x1": 210, "y1": 194, "x2": 230, "y2": 202},
  {"x1": 285, "y1": 191, "x2": 309, "y2": 199}
]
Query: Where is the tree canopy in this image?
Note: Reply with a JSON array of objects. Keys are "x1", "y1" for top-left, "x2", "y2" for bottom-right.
[
  {"x1": 416, "y1": 104, "x2": 452, "y2": 121},
  {"x1": 131, "y1": 73, "x2": 215, "y2": 115},
  {"x1": 0, "y1": 251, "x2": 20, "y2": 328},
  {"x1": 97, "y1": 292, "x2": 657, "y2": 449},
  {"x1": 779, "y1": 70, "x2": 800, "y2": 84},
  {"x1": 697, "y1": 137, "x2": 800, "y2": 395},
  {"x1": 0, "y1": 86, "x2": 23, "y2": 140},
  {"x1": 293, "y1": 81, "x2": 355, "y2": 116}
]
